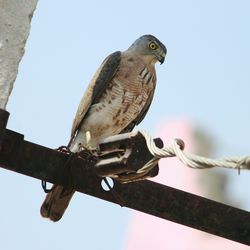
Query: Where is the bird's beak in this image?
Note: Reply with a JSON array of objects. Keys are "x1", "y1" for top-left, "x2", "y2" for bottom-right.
[{"x1": 157, "y1": 50, "x2": 166, "y2": 64}]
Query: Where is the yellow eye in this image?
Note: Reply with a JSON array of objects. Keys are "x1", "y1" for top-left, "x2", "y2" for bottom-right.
[{"x1": 149, "y1": 42, "x2": 158, "y2": 50}]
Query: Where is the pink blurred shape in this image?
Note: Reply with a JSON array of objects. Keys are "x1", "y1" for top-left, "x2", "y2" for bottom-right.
[{"x1": 124, "y1": 119, "x2": 248, "y2": 250}]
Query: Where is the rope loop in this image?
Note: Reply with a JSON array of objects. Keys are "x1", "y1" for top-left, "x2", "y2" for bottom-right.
[{"x1": 136, "y1": 130, "x2": 250, "y2": 178}]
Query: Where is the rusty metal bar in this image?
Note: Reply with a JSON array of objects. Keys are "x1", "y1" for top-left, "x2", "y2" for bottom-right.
[
  {"x1": 110, "y1": 181, "x2": 250, "y2": 245},
  {"x1": 0, "y1": 110, "x2": 249, "y2": 245}
]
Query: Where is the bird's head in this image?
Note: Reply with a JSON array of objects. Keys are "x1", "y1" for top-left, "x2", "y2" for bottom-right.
[{"x1": 128, "y1": 34, "x2": 167, "y2": 64}]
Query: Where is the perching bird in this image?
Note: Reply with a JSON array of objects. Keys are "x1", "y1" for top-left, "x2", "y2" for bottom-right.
[{"x1": 40, "y1": 34, "x2": 166, "y2": 221}]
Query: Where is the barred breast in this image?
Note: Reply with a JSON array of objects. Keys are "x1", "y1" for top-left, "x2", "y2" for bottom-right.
[{"x1": 76, "y1": 55, "x2": 156, "y2": 148}]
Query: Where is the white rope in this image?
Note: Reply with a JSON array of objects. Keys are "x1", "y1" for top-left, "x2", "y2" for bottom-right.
[{"x1": 138, "y1": 130, "x2": 250, "y2": 175}]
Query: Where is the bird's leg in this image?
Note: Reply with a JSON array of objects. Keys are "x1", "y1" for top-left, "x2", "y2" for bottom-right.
[
  {"x1": 77, "y1": 131, "x2": 96, "y2": 151},
  {"x1": 86, "y1": 131, "x2": 91, "y2": 145}
]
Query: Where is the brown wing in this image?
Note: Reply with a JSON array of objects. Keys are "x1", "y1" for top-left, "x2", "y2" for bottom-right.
[{"x1": 70, "y1": 51, "x2": 121, "y2": 142}]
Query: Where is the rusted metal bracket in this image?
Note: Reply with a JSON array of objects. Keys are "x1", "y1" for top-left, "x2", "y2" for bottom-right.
[
  {"x1": 0, "y1": 108, "x2": 249, "y2": 246},
  {"x1": 95, "y1": 131, "x2": 162, "y2": 182}
]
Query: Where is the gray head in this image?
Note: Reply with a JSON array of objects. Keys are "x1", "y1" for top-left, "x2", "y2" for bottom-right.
[{"x1": 127, "y1": 34, "x2": 167, "y2": 64}]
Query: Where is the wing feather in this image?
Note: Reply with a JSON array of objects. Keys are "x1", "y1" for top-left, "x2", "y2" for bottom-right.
[{"x1": 70, "y1": 51, "x2": 121, "y2": 141}]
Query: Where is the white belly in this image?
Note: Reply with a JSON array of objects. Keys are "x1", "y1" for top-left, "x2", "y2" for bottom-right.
[{"x1": 73, "y1": 88, "x2": 148, "y2": 149}]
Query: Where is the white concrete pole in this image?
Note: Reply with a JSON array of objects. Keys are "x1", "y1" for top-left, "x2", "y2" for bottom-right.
[{"x1": 0, "y1": 0, "x2": 38, "y2": 109}]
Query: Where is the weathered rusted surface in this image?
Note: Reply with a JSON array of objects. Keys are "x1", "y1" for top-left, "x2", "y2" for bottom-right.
[{"x1": 0, "y1": 120, "x2": 249, "y2": 245}]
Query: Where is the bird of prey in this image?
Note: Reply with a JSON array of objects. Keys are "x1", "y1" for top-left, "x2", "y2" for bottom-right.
[{"x1": 40, "y1": 34, "x2": 166, "y2": 221}]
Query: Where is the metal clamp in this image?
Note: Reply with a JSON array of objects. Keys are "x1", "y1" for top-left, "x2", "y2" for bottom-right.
[{"x1": 95, "y1": 131, "x2": 163, "y2": 181}]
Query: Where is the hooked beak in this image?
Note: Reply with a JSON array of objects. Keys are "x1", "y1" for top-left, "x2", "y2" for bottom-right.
[{"x1": 157, "y1": 50, "x2": 166, "y2": 64}]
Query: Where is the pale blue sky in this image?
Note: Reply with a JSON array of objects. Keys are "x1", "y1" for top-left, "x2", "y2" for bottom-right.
[{"x1": 1, "y1": 1, "x2": 250, "y2": 249}]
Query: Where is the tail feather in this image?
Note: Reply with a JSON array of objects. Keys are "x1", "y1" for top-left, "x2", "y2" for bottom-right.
[{"x1": 40, "y1": 185, "x2": 75, "y2": 222}]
